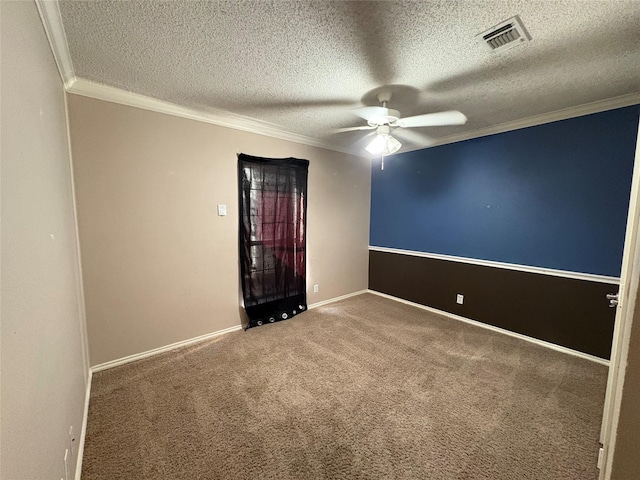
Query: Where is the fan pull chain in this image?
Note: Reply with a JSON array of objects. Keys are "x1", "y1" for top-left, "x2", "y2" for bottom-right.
[{"x1": 381, "y1": 155, "x2": 384, "y2": 170}]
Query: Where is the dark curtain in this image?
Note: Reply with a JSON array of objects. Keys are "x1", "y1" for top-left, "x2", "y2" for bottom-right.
[{"x1": 238, "y1": 154, "x2": 309, "y2": 329}]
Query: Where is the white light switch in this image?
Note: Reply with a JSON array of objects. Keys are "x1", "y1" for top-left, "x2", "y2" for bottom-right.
[{"x1": 217, "y1": 204, "x2": 227, "y2": 216}]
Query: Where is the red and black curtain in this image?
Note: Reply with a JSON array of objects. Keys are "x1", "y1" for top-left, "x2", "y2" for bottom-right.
[{"x1": 238, "y1": 154, "x2": 308, "y2": 329}]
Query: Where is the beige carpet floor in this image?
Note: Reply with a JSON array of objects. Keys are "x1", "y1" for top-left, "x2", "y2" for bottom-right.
[{"x1": 81, "y1": 293, "x2": 608, "y2": 479}]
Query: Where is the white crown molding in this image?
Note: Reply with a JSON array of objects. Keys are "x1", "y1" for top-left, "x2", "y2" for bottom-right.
[
  {"x1": 35, "y1": 0, "x2": 638, "y2": 157},
  {"x1": 367, "y1": 289, "x2": 610, "y2": 366},
  {"x1": 398, "y1": 92, "x2": 640, "y2": 153},
  {"x1": 33, "y1": 0, "x2": 356, "y2": 155},
  {"x1": 369, "y1": 246, "x2": 621, "y2": 284},
  {"x1": 35, "y1": 0, "x2": 76, "y2": 88},
  {"x1": 67, "y1": 78, "x2": 359, "y2": 156},
  {"x1": 65, "y1": 80, "x2": 638, "y2": 158}
]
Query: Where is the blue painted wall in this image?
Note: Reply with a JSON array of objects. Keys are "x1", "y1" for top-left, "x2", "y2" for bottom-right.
[{"x1": 370, "y1": 105, "x2": 639, "y2": 277}]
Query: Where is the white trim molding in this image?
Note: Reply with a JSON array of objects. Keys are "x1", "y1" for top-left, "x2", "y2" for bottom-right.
[
  {"x1": 367, "y1": 289, "x2": 610, "y2": 366},
  {"x1": 90, "y1": 289, "x2": 369, "y2": 373},
  {"x1": 65, "y1": 80, "x2": 640, "y2": 157},
  {"x1": 34, "y1": 0, "x2": 638, "y2": 157},
  {"x1": 91, "y1": 324, "x2": 243, "y2": 373},
  {"x1": 32, "y1": 0, "x2": 358, "y2": 156},
  {"x1": 66, "y1": 78, "x2": 356, "y2": 156},
  {"x1": 75, "y1": 370, "x2": 92, "y2": 480},
  {"x1": 308, "y1": 290, "x2": 369, "y2": 310},
  {"x1": 598, "y1": 118, "x2": 640, "y2": 479},
  {"x1": 35, "y1": 0, "x2": 76, "y2": 88},
  {"x1": 369, "y1": 246, "x2": 621, "y2": 285},
  {"x1": 401, "y1": 93, "x2": 640, "y2": 153}
]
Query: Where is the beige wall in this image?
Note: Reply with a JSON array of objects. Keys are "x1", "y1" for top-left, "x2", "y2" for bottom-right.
[
  {"x1": 0, "y1": 2, "x2": 89, "y2": 479},
  {"x1": 611, "y1": 284, "x2": 640, "y2": 478},
  {"x1": 67, "y1": 94, "x2": 371, "y2": 366}
]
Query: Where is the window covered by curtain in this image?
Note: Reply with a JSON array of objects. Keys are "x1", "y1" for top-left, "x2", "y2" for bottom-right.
[{"x1": 238, "y1": 154, "x2": 309, "y2": 329}]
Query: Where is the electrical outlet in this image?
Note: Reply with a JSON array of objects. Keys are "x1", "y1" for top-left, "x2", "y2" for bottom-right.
[
  {"x1": 456, "y1": 294, "x2": 464, "y2": 305},
  {"x1": 313, "y1": 284, "x2": 319, "y2": 293}
]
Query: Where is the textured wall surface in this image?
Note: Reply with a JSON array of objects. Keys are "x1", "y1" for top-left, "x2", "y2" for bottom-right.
[
  {"x1": 370, "y1": 106, "x2": 639, "y2": 277},
  {"x1": 0, "y1": 2, "x2": 88, "y2": 479},
  {"x1": 67, "y1": 94, "x2": 371, "y2": 366}
]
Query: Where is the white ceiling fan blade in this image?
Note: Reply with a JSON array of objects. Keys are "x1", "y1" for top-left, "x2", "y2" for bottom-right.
[
  {"x1": 331, "y1": 125, "x2": 377, "y2": 134},
  {"x1": 352, "y1": 106, "x2": 389, "y2": 121},
  {"x1": 398, "y1": 110, "x2": 467, "y2": 128}
]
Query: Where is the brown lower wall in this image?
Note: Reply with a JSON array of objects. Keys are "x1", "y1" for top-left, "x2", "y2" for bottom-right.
[{"x1": 369, "y1": 250, "x2": 616, "y2": 359}]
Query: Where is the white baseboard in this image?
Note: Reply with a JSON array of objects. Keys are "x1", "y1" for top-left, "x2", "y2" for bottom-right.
[
  {"x1": 367, "y1": 289, "x2": 610, "y2": 366},
  {"x1": 308, "y1": 290, "x2": 369, "y2": 310},
  {"x1": 90, "y1": 290, "x2": 369, "y2": 373},
  {"x1": 91, "y1": 324, "x2": 243, "y2": 373},
  {"x1": 75, "y1": 369, "x2": 92, "y2": 480},
  {"x1": 75, "y1": 287, "x2": 603, "y2": 479}
]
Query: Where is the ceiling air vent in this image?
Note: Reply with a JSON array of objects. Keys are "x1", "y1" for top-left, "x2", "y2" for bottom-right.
[{"x1": 477, "y1": 15, "x2": 530, "y2": 53}]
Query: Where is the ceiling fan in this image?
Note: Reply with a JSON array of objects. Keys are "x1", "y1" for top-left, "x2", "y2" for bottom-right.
[{"x1": 335, "y1": 92, "x2": 467, "y2": 157}]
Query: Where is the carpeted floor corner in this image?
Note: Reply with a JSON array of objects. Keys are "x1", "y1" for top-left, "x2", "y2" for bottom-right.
[{"x1": 81, "y1": 293, "x2": 608, "y2": 479}]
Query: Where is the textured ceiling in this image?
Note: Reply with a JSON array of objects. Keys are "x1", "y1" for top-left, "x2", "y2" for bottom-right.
[{"x1": 58, "y1": 0, "x2": 640, "y2": 154}]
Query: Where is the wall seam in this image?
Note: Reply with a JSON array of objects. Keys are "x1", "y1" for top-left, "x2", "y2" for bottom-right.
[{"x1": 63, "y1": 92, "x2": 90, "y2": 381}]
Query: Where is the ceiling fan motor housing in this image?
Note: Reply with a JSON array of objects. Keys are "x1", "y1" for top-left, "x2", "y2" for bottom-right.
[
  {"x1": 367, "y1": 91, "x2": 401, "y2": 126},
  {"x1": 367, "y1": 108, "x2": 401, "y2": 126},
  {"x1": 377, "y1": 125, "x2": 391, "y2": 135}
]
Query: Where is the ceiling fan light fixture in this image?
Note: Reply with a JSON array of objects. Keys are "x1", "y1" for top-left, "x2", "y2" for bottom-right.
[{"x1": 365, "y1": 133, "x2": 401, "y2": 156}]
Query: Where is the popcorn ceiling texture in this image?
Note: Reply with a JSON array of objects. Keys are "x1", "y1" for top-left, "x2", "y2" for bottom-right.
[{"x1": 58, "y1": 0, "x2": 640, "y2": 152}]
